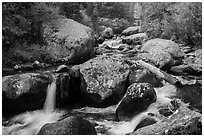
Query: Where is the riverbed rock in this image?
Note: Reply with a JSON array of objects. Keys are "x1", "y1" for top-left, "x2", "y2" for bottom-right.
[
  {"x1": 130, "y1": 101, "x2": 202, "y2": 135},
  {"x1": 101, "y1": 27, "x2": 114, "y2": 39},
  {"x1": 55, "y1": 64, "x2": 69, "y2": 73},
  {"x1": 74, "y1": 54, "x2": 130, "y2": 107},
  {"x1": 170, "y1": 64, "x2": 202, "y2": 76},
  {"x1": 176, "y1": 84, "x2": 202, "y2": 113},
  {"x1": 139, "y1": 38, "x2": 184, "y2": 69},
  {"x1": 129, "y1": 65, "x2": 162, "y2": 87},
  {"x1": 43, "y1": 18, "x2": 95, "y2": 64},
  {"x1": 141, "y1": 38, "x2": 185, "y2": 59},
  {"x1": 172, "y1": 49, "x2": 202, "y2": 75},
  {"x1": 138, "y1": 52, "x2": 174, "y2": 69},
  {"x1": 134, "y1": 115, "x2": 157, "y2": 131},
  {"x1": 122, "y1": 33, "x2": 147, "y2": 45},
  {"x1": 2, "y1": 73, "x2": 52, "y2": 115},
  {"x1": 38, "y1": 116, "x2": 97, "y2": 135},
  {"x1": 122, "y1": 26, "x2": 141, "y2": 36},
  {"x1": 116, "y1": 83, "x2": 157, "y2": 121},
  {"x1": 99, "y1": 39, "x2": 122, "y2": 49}
]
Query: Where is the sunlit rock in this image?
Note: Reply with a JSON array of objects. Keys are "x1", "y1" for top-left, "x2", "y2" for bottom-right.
[{"x1": 73, "y1": 54, "x2": 130, "y2": 107}]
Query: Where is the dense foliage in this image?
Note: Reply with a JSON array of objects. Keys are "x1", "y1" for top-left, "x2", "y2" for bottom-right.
[
  {"x1": 139, "y1": 2, "x2": 202, "y2": 48},
  {"x1": 2, "y1": 3, "x2": 62, "y2": 49}
]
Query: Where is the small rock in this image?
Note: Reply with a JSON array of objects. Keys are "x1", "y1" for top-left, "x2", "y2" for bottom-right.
[
  {"x1": 122, "y1": 26, "x2": 141, "y2": 36},
  {"x1": 122, "y1": 33, "x2": 147, "y2": 45},
  {"x1": 55, "y1": 64, "x2": 69, "y2": 73},
  {"x1": 134, "y1": 115, "x2": 157, "y2": 131},
  {"x1": 102, "y1": 27, "x2": 114, "y2": 39}
]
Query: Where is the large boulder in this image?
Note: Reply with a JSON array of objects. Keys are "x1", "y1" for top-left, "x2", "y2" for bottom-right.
[
  {"x1": 71, "y1": 54, "x2": 130, "y2": 107},
  {"x1": 43, "y1": 18, "x2": 95, "y2": 64},
  {"x1": 141, "y1": 38, "x2": 184, "y2": 58},
  {"x1": 140, "y1": 38, "x2": 184, "y2": 69},
  {"x1": 2, "y1": 73, "x2": 52, "y2": 115},
  {"x1": 116, "y1": 83, "x2": 157, "y2": 121},
  {"x1": 130, "y1": 101, "x2": 202, "y2": 135},
  {"x1": 38, "y1": 116, "x2": 97, "y2": 135},
  {"x1": 122, "y1": 33, "x2": 147, "y2": 45},
  {"x1": 122, "y1": 26, "x2": 141, "y2": 36}
]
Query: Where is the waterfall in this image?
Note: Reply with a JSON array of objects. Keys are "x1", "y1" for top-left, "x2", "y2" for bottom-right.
[
  {"x1": 43, "y1": 79, "x2": 57, "y2": 113},
  {"x1": 2, "y1": 78, "x2": 61, "y2": 135}
]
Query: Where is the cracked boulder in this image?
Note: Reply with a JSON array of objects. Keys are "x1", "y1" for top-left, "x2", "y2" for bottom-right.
[{"x1": 74, "y1": 55, "x2": 130, "y2": 107}]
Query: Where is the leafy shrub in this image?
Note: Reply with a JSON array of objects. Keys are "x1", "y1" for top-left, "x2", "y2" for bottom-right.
[{"x1": 139, "y1": 2, "x2": 202, "y2": 48}]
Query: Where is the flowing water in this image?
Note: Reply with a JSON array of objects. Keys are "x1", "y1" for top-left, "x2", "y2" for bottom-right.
[
  {"x1": 2, "y1": 81, "x2": 177, "y2": 135},
  {"x1": 2, "y1": 78, "x2": 62, "y2": 135},
  {"x1": 106, "y1": 84, "x2": 177, "y2": 135},
  {"x1": 69, "y1": 84, "x2": 177, "y2": 135}
]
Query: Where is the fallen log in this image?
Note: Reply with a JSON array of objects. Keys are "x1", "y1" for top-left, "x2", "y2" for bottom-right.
[{"x1": 126, "y1": 59, "x2": 182, "y2": 87}]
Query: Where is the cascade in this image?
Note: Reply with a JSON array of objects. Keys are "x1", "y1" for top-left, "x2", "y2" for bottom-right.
[{"x1": 2, "y1": 78, "x2": 61, "y2": 135}]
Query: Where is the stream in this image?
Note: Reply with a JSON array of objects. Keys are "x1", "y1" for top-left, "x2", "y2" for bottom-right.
[{"x1": 2, "y1": 79, "x2": 178, "y2": 135}]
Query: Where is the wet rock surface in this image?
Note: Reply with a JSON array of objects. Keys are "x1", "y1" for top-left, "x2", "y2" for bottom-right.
[
  {"x1": 38, "y1": 116, "x2": 97, "y2": 135},
  {"x1": 129, "y1": 101, "x2": 202, "y2": 135},
  {"x1": 116, "y1": 83, "x2": 157, "y2": 121},
  {"x1": 2, "y1": 73, "x2": 52, "y2": 115}
]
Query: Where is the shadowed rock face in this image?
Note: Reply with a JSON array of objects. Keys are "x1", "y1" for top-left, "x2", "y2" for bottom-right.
[
  {"x1": 2, "y1": 73, "x2": 52, "y2": 115},
  {"x1": 74, "y1": 54, "x2": 130, "y2": 107},
  {"x1": 38, "y1": 116, "x2": 97, "y2": 135},
  {"x1": 129, "y1": 65, "x2": 162, "y2": 87},
  {"x1": 116, "y1": 83, "x2": 157, "y2": 121}
]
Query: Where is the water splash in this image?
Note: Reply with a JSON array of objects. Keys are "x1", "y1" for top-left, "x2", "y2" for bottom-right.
[
  {"x1": 107, "y1": 84, "x2": 177, "y2": 135},
  {"x1": 2, "y1": 78, "x2": 61, "y2": 135}
]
